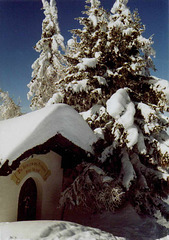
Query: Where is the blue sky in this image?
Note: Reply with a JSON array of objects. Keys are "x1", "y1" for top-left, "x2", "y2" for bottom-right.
[{"x1": 0, "y1": 0, "x2": 168, "y2": 113}]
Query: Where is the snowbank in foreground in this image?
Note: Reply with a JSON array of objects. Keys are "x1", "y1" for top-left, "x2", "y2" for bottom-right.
[
  {"x1": 62, "y1": 203, "x2": 169, "y2": 240},
  {"x1": 0, "y1": 221, "x2": 124, "y2": 240},
  {"x1": 0, "y1": 216, "x2": 168, "y2": 240},
  {"x1": 0, "y1": 104, "x2": 97, "y2": 166}
]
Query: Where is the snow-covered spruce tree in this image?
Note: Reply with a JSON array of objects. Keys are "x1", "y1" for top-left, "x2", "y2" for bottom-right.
[
  {"x1": 47, "y1": 0, "x2": 110, "y2": 109},
  {"x1": 107, "y1": 0, "x2": 156, "y2": 80},
  {"x1": 53, "y1": 0, "x2": 169, "y2": 219},
  {"x1": 0, "y1": 89, "x2": 22, "y2": 120},
  {"x1": 27, "y1": 0, "x2": 65, "y2": 110}
]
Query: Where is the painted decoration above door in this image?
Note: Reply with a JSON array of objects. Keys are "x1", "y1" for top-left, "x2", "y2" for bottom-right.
[{"x1": 11, "y1": 158, "x2": 51, "y2": 185}]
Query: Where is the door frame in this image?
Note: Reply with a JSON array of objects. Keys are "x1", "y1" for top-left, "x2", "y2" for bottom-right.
[{"x1": 17, "y1": 177, "x2": 37, "y2": 221}]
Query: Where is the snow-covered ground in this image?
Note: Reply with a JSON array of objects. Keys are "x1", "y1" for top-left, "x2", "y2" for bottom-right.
[
  {"x1": 0, "y1": 221, "x2": 124, "y2": 240},
  {"x1": 62, "y1": 203, "x2": 169, "y2": 240},
  {"x1": 0, "y1": 204, "x2": 168, "y2": 240}
]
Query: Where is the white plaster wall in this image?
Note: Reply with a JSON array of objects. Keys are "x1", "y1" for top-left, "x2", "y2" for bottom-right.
[
  {"x1": 34, "y1": 151, "x2": 63, "y2": 220},
  {"x1": 0, "y1": 175, "x2": 18, "y2": 222},
  {"x1": 0, "y1": 151, "x2": 63, "y2": 222}
]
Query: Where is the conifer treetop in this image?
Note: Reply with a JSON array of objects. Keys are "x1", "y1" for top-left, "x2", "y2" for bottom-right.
[
  {"x1": 27, "y1": 0, "x2": 65, "y2": 110},
  {"x1": 88, "y1": 0, "x2": 101, "y2": 8},
  {"x1": 111, "y1": 0, "x2": 129, "y2": 14},
  {"x1": 50, "y1": 0, "x2": 56, "y2": 7},
  {"x1": 0, "y1": 89, "x2": 22, "y2": 120}
]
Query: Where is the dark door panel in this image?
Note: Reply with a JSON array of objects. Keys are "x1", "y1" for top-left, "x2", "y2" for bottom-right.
[{"x1": 17, "y1": 178, "x2": 37, "y2": 221}]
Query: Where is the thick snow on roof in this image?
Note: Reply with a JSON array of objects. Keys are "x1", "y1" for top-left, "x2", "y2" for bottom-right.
[{"x1": 0, "y1": 104, "x2": 97, "y2": 166}]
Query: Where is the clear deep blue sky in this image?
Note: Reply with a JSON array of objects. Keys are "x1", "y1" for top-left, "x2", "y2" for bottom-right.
[{"x1": 0, "y1": 0, "x2": 168, "y2": 113}]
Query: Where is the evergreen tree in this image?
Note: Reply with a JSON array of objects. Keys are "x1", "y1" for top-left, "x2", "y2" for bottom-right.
[
  {"x1": 47, "y1": 0, "x2": 110, "y2": 110},
  {"x1": 58, "y1": 0, "x2": 169, "y2": 220},
  {"x1": 0, "y1": 89, "x2": 22, "y2": 120},
  {"x1": 108, "y1": 0, "x2": 156, "y2": 79},
  {"x1": 27, "y1": 0, "x2": 65, "y2": 110}
]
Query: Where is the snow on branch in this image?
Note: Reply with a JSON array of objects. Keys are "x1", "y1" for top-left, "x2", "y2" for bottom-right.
[
  {"x1": 93, "y1": 76, "x2": 108, "y2": 86},
  {"x1": 81, "y1": 104, "x2": 106, "y2": 121},
  {"x1": 99, "y1": 145, "x2": 114, "y2": 163},
  {"x1": 126, "y1": 125, "x2": 139, "y2": 149},
  {"x1": 77, "y1": 58, "x2": 98, "y2": 71},
  {"x1": 137, "y1": 102, "x2": 159, "y2": 134},
  {"x1": 150, "y1": 77, "x2": 169, "y2": 110},
  {"x1": 157, "y1": 141, "x2": 169, "y2": 167},
  {"x1": 66, "y1": 79, "x2": 91, "y2": 93},
  {"x1": 137, "y1": 102, "x2": 156, "y2": 122},
  {"x1": 106, "y1": 88, "x2": 139, "y2": 149},
  {"x1": 46, "y1": 92, "x2": 63, "y2": 106},
  {"x1": 106, "y1": 88, "x2": 131, "y2": 119},
  {"x1": 120, "y1": 150, "x2": 136, "y2": 190},
  {"x1": 137, "y1": 130, "x2": 147, "y2": 155}
]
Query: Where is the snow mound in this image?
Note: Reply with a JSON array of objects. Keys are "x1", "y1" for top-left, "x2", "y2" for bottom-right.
[
  {"x1": 0, "y1": 214, "x2": 168, "y2": 240},
  {"x1": 0, "y1": 104, "x2": 97, "y2": 166},
  {"x1": 0, "y1": 221, "x2": 124, "y2": 240}
]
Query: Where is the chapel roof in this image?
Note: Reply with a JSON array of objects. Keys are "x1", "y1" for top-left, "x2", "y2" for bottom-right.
[{"x1": 0, "y1": 104, "x2": 97, "y2": 175}]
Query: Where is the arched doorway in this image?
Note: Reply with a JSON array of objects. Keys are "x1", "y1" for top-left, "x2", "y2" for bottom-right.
[{"x1": 17, "y1": 178, "x2": 37, "y2": 221}]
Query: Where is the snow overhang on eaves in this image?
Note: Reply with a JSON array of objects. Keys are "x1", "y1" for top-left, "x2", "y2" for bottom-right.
[{"x1": 0, "y1": 104, "x2": 97, "y2": 171}]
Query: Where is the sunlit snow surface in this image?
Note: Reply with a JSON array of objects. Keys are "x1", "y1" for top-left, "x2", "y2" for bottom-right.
[
  {"x1": 0, "y1": 204, "x2": 169, "y2": 240},
  {"x1": 0, "y1": 221, "x2": 124, "y2": 240}
]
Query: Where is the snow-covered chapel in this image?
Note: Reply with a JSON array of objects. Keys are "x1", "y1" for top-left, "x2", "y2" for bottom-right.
[{"x1": 0, "y1": 104, "x2": 96, "y2": 222}]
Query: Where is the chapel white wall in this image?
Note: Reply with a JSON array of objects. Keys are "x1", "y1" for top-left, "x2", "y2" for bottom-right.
[{"x1": 0, "y1": 151, "x2": 63, "y2": 222}]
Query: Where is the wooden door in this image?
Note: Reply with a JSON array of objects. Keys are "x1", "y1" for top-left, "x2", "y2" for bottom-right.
[{"x1": 17, "y1": 178, "x2": 37, "y2": 221}]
